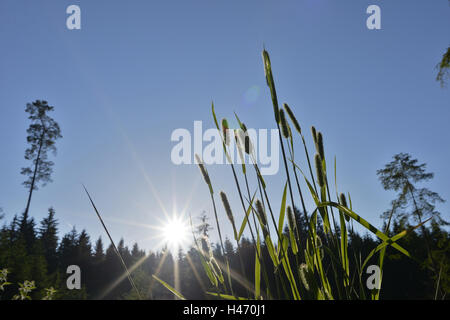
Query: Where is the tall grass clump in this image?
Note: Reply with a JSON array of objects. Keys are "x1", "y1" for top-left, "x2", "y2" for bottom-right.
[{"x1": 162, "y1": 50, "x2": 428, "y2": 300}]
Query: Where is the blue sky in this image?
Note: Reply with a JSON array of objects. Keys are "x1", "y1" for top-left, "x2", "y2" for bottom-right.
[{"x1": 0, "y1": 0, "x2": 449, "y2": 252}]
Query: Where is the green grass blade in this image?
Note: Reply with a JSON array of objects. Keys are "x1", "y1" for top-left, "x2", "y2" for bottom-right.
[
  {"x1": 152, "y1": 275, "x2": 186, "y2": 300},
  {"x1": 361, "y1": 217, "x2": 432, "y2": 272},
  {"x1": 279, "y1": 235, "x2": 301, "y2": 299},
  {"x1": 318, "y1": 202, "x2": 410, "y2": 258},
  {"x1": 339, "y1": 211, "x2": 349, "y2": 287},
  {"x1": 210, "y1": 258, "x2": 225, "y2": 285},
  {"x1": 254, "y1": 164, "x2": 266, "y2": 189},
  {"x1": 255, "y1": 231, "x2": 261, "y2": 299},
  {"x1": 262, "y1": 50, "x2": 280, "y2": 123},
  {"x1": 201, "y1": 256, "x2": 218, "y2": 287},
  {"x1": 289, "y1": 228, "x2": 298, "y2": 255},
  {"x1": 211, "y1": 102, "x2": 220, "y2": 131},
  {"x1": 206, "y1": 292, "x2": 248, "y2": 300},
  {"x1": 237, "y1": 191, "x2": 256, "y2": 241},
  {"x1": 277, "y1": 182, "x2": 288, "y2": 248},
  {"x1": 265, "y1": 235, "x2": 279, "y2": 267}
]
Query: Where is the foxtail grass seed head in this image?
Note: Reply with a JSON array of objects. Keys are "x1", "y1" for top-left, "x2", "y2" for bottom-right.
[
  {"x1": 311, "y1": 126, "x2": 317, "y2": 145},
  {"x1": 195, "y1": 154, "x2": 211, "y2": 186},
  {"x1": 262, "y1": 50, "x2": 274, "y2": 89},
  {"x1": 243, "y1": 127, "x2": 252, "y2": 154},
  {"x1": 299, "y1": 264, "x2": 310, "y2": 291},
  {"x1": 255, "y1": 199, "x2": 267, "y2": 226},
  {"x1": 0, "y1": 268, "x2": 8, "y2": 281},
  {"x1": 279, "y1": 109, "x2": 290, "y2": 139},
  {"x1": 339, "y1": 193, "x2": 350, "y2": 221},
  {"x1": 239, "y1": 123, "x2": 252, "y2": 154},
  {"x1": 287, "y1": 206, "x2": 296, "y2": 231},
  {"x1": 201, "y1": 235, "x2": 213, "y2": 259},
  {"x1": 247, "y1": 139, "x2": 253, "y2": 155},
  {"x1": 210, "y1": 257, "x2": 222, "y2": 275},
  {"x1": 262, "y1": 225, "x2": 270, "y2": 239},
  {"x1": 234, "y1": 129, "x2": 241, "y2": 146},
  {"x1": 221, "y1": 118, "x2": 230, "y2": 146},
  {"x1": 220, "y1": 191, "x2": 235, "y2": 226},
  {"x1": 234, "y1": 130, "x2": 246, "y2": 163},
  {"x1": 316, "y1": 235, "x2": 325, "y2": 260},
  {"x1": 262, "y1": 50, "x2": 280, "y2": 123},
  {"x1": 339, "y1": 193, "x2": 348, "y2": 208},
  {"x1": 283, "y1": 103, "x2": 301, "y2": 134},
  {"x1": 245, "y1": 137, "x2": 252, "y2": 154},
  {"x1": 234, "y1": 129, "x2": 244, "y2": 150},
  {"x1": 316, "y1": 234, "x2": 323, "y2": 248},
  {"x1": 316, "y1": 131, "x2": 325, "y2": 161},
  {"x1": 314, "y1": 153, "x2": 325, "y2": 187}
]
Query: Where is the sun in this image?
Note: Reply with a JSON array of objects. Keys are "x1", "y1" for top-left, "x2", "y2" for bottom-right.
[{"x1": 161, "y1": 216, "x2": 189, "y2": 250}]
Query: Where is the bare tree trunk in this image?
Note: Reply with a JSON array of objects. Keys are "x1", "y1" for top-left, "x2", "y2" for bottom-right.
[{"x1": 23, "y1": 129, "x2": 45, "y2": 221}]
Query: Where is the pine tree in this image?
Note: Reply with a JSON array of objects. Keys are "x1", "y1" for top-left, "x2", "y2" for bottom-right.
[
  {"x1": 93, "y1": 237, "x2": 105, "y2": 262},
  {"x1": 89, "y1": 236, "x2": 106, "y2": 299},
  {"x1": 377, "y1": 153, "x2": 449, "y2": 297},
  {"x1": 58, "y1": 227, "x2": 79, "y2": 271},
  {"x1": 77, "y1": 230, "x2": 92, "y2": 296},
  {"x1": 21, "y1": 100, "x2": 62, "y2": 222},
  {"x1": 102, "y1": 243, "x2": 127, "y2": 299},
  {"x1": 77, "y1": 230, "x2": 92, "y2": 261},
  {"x1": 436, "y1": 47, "x2": 450, "y2": 87},
  {"x1": 38, "y1": 207, "x2": 59, "y2": 273},
  {"x1": 18, "y1": 212, "x2": 36, "y2": 252},
  {"x1": 377, "y1": 153, "x2": 447, "y2": 226},
  {"x1": 196, "y1": 211, "x2": 212, "y2": 238},
  {"x1": 131, "y1": 243, "x2": 145, "y2": 262},
  {"x1": 29, "y1": 240, "x2": 49, "y2": 298}
]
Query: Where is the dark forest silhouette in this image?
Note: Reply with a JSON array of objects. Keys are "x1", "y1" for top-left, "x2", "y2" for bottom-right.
[{"x1": 0, "y1": 206, "x2": 448, "y2": 300}]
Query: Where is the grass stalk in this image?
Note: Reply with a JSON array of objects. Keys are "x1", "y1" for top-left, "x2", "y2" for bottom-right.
[{"x1": 83, "y1": 185, "x2": 143, "y2": 300}]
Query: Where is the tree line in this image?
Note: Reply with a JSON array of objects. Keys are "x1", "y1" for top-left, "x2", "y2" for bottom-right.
[{"x1": 0, "y1": 205, "x2": 448, "y2": 299}]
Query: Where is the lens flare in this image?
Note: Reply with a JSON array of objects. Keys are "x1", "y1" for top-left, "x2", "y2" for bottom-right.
[{"x1": 243, "y1": 85, "x2": 260, "y2": 105}]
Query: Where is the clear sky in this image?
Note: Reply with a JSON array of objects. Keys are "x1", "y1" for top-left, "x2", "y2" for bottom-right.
[{"x1": 0, "y1": 0, "x2": 449, "y2": 252}]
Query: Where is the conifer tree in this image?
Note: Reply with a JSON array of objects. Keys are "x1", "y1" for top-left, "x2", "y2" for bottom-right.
[
  {"x1": 38, "y1": 208, "x2": 59, "y2": 273},
  {"x1": 21, "y1": 100, "x2": 62, "y2": 221}
]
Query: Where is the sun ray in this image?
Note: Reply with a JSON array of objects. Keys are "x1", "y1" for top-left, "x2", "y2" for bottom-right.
[
  {"x1": 185, "y1": 253, "x2": 208, "y2": 296},
  {"x1": 147, "y1": 250, "x2": 170, "y2": 298},
  {"x1": 174, "y1": 255, "x2": 180, "y2": 300},
  {"x1": 96, "y1": 250, "x2": 149, "y2": 300},
  {"x1": 180, "y1": 175, "x2": 202, "y2": 215},
  {"x1": 213, "y1": 256, "x2": 256, "y2": 296}
]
